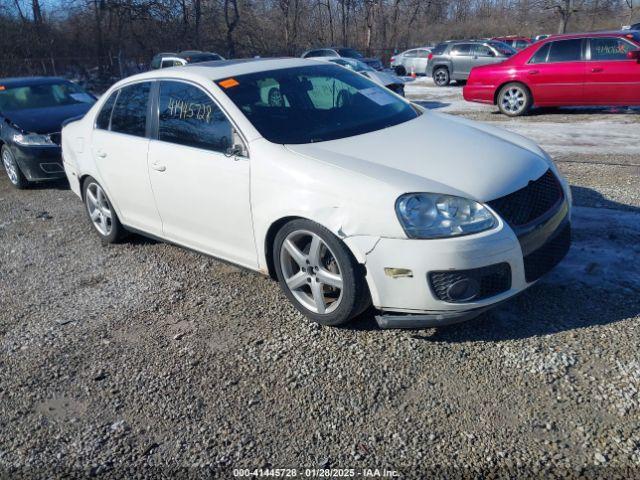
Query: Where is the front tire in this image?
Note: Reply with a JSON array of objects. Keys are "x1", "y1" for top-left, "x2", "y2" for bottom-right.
[
  {"x1": 82, "y1": 176, "x2": 125, "y2": 244},
  {"x1": 273, "y1": 219, "x2": 370, "y2": 326},
  {"x1": 2, "y1": 146, "x2": 29, "y2": 189},
  {"x1": 433, "y1": 67, "x2": 450, "y2": 86},
  {"x1": 497, "y1": 82, "x2": 532, "y2": 116}
]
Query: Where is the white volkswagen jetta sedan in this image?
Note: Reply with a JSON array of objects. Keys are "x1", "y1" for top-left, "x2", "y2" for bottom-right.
[{"x1": 61, "y1": 58, "x2": 571, "y2": 328}]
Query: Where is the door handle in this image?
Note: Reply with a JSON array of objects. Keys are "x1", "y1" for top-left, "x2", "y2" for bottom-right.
[
  {"x1": 151, "y1": 163, "x2": 166, "y2": 172},
  {"x1": 528, "y1": 69, "x2": 539, "y2": 75},
  {"x1": 96, "y1": 150, "x2": 107, "y2": 158},
  {"x1": 591, "y1": 67, "x2": 604, "y2": 73}
]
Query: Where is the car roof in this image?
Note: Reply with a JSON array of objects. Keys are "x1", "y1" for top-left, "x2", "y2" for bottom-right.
[
  {"x1": 116, "y1": 58, "x2": 322, "y2": 85},
  {"x1": 0, "y1": 76, "x2": 69, "y2": 88},
  {"x1": 544, "y1": 30, "x2": 639, "y2": 40}
]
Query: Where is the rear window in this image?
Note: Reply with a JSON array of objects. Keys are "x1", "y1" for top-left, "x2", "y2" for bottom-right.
[
  {"x1": 185, "y1": 53, "x2": 223, "y2": 63},
  {"x1": 590, "y1": 37, "x2": 635, "y2": 60}
]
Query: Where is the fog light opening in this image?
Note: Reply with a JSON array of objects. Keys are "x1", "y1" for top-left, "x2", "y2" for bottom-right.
[{"x1": 446, "y1": 278, "x2": 480, "y2": 302}]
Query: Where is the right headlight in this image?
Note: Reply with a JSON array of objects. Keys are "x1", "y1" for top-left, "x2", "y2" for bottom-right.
[{"x1": 395, "y1": 193, "x2": 496, "y2": 239}]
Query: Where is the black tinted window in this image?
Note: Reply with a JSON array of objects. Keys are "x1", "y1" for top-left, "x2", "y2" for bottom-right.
[
  {"x1": 529, "y1": 43, "x2": 550, "y2": 63},
  {"x1": 110, "y1": 82, "x2": 150, "y2": 137},
  {"x1": 590, "y1": 37, "x2": 634, "y2": 60},
  {"x1": 432, "y1": 43, "x2": 448, "y2": 55},
  {"x1": 451, "y1": 44, "x2": 472, "y2": 55},
  {"x1": 158, "y1": 81, "x2": 232, "y2": 152},
  {"x1": 95, "y1": 92, "x2": 118, "y2": 130},
  {"x1": 547, "y1": 39, "x2": 582, "y2": 62}
]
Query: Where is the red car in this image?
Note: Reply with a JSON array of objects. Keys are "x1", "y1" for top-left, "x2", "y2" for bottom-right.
[
  {"x1": 492, "y1": 36, "x2": 532, "y2": 50},
  {"x1": 464, "y1": 31, "x2": 640, "y2": 116}
]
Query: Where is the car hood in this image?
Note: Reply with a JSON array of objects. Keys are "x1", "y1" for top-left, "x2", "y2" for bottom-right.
[
  {"x1": 285, "y1": 111, "x2": 551, "y2": 202},
  {"x1": 3, "y1": 102, "x2": 94, "y2": 134}
]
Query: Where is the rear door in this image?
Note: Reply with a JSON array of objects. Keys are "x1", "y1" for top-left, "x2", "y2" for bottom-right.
[
  {"x1": 450, "y1": 43, "x2": 474, "y2": 78},
  {"x1": 525, "y1": 39, "x2": 586, "y2": 105},
  {"x1": 585, "y1": 36, "x2": 640, "y2": 105},
  {"x1": 91, "y1": 81, "x2": 162, "y2": 235}
]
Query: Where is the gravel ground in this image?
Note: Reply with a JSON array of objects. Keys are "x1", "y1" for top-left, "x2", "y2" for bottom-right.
[{"x1": 1, "y1": 80, "x2": 639, "y2": 479}]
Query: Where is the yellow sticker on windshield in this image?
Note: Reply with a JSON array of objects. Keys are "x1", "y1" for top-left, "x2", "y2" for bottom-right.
[{"x1": 219, "y1": 78, "x2": 239, "y2": 89}]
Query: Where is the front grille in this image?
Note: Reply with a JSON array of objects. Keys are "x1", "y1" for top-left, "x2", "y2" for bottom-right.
[
  {"x1": 523, "y1": 223, "x2": 571, "y2": 282},
  {"x1": 429, "y1": 263, "x2": 511, "y2": 303},
  {"x1": 49, "y1": 132, "x2": 61, "y2": 145},
  {"x1": 488, "y1": 169, "x2": 563, "y2": 227}
]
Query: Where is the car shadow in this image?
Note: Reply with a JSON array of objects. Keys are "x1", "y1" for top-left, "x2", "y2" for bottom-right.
[
  {"x1": 26, "y1": 178, "x2": 70, "y2": 191},
  {"x1": 346, "y1": 186, "x2": 640, "y2": 340},
  {"x1": 491, "y1": 106, "x2": 640, "y2": 117},
  {"x1": 412, "y1": 100, "x2": 451, "y2": 110}
]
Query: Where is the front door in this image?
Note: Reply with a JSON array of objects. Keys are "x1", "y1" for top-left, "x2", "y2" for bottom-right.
[
  {"x1": 147, "y1": 80, "x2": 257, "y2": 269},
  {"x1": 525, "y1": 39, "x2": 586, "y2": 105},
  {"x1": 91, "y1": 81, "x2": 162, "y2": 236},
  {"x1": 585, "y1": 36, "x2": 640, "y2": 105}
]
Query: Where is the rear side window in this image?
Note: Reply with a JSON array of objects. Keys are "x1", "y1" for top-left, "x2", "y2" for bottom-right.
[
  {"x1": 451, "y1": 44, "x2": 472, "y2": 56},
  {"x1": 547, "y1": 39, "x2": 582, "y2": 62},
  {"x1": 417, "y1": 49, "x2": 431, "y2": 58},
  {"x1": 95, "y1": 91, "x2": 118, "y2": 130},
  {"x1": 529, "y1": 43, "x2": 551, "y2": 63},
  {"x1": 157, "y1": 81, "x2": 232, "y2": 153},
  {"x1": 432, "y1": 43, "x2": 448, "y2": 55},
  {"x1": 110, "y1": 82, "x2": 150, "y2": 137},
  {"x1": 403, "y1": 50, "x2": 417, "y2": 57},
  {"x1": 590, "y1": 37, "x2": 635, "y2": 60}
]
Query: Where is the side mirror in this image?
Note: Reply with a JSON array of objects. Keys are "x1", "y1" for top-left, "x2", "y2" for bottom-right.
[
  {"x1": 225, "y1": 144, "x2": 246, "y2": 158},
  {"x1": 627, "y1": 50, "x2": 640, "y2": 61}
]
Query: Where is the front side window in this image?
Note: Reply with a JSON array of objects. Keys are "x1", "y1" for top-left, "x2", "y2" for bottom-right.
[
  {"x1": 336, "y1": 48, "x2": 364, "y2": 58},
  {"x1": 488, "y1": 41, "x2": 517, "y2": 56},
  {"x1": 403, "y1": 50, "x2": 417, "y2": 58},
  {"x1": 95, "y1": 91, "x2": 118, "y2": 130},
  {"x1": 218, "y1": 64, "x2": 418, "y2": 144},
  {"x1": 158, "y1": 81, "x2": 232, "y2": 153},
  {"x1": 547, "y1": 39, "x2": 583, "y2": 62},
  {"x1": 471, "y1": 45, "x2": 493, "y2": 57},
  {"x1": 110, "y1": 82, "x2": 150, "y2": 137},
  {"x1": 590, "y1": 37, "x2": 635, "y2": 60}
]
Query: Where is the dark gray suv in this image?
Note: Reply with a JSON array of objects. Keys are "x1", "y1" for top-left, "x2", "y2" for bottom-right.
[{"x1": 426, "y1": 40, "x2": 517, "y2": 86}]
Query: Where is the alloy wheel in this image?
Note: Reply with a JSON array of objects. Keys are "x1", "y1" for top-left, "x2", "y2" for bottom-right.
[
  {"x1": 2, "y1": 149, "x2": 18, "y2": 185},
  {"x1": 434, "y1": 69, "x2": 448, "y2": 86},
  {"x1": 279, "y1": 230, "x2": 344, "y2": 314},
  {"x1": 85, "y1": 182, "x2": 113, "y2": 236},
  {"x1": 501, "y1": 86, "x2": 527, "y2": 115}
]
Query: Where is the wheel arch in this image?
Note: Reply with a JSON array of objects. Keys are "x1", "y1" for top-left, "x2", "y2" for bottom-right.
[{"x1": 493, "y1": 80, "x2": 533, "y2": 105}]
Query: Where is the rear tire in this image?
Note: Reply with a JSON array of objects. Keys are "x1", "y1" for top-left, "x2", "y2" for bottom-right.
[
  {"x1": 2, "y1": 146, "x2": 29, "y2": 189},
  {"x1": 497, "y1": 82, "x2": 532, "y2": 116},
  {"x1": 273, "y1": 219, "x2": 370, "y2": 326},
  {"x1": 433, "y1": 67, "x2": 450, "y2": 86},
  {"x1": 394, "y1": 65, "x2": 407, "y2": 76},
  {"x1": 82, "y1": 176, "x2": 126, "y2": 244}
]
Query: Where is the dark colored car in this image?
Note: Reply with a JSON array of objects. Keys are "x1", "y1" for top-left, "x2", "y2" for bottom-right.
[
  {"x1": 301, "y1": 47, "x2": 384, "y2": 70},
  {"x1": 0, "y1": 77, "x2": 95, "y2": 188},
  {"x1": 150, "y1": 50, "x2": 225, "y2": 69}
]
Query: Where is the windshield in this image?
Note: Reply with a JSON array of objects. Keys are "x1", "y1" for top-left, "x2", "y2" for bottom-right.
[
  {"x1": 0, "y1": 81, "x2": 94, "y2": 111},
  {"x1": 488, "y1": 41, "x2": 518, "y2": 56},
  {"x1": 218, "y1": 64, "x2": 418, "y2": 144},
  {"x1": 336, "y1": 48, "x2": 364, "y2": 58}
]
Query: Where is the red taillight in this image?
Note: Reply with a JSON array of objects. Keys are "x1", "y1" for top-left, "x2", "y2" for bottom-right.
[
  {"x1": 428, "y1": 53, "x2": 433, "y2": 60},
  {"x1": 390, "y1": 56, "x2": 395, "y2": 62}
]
